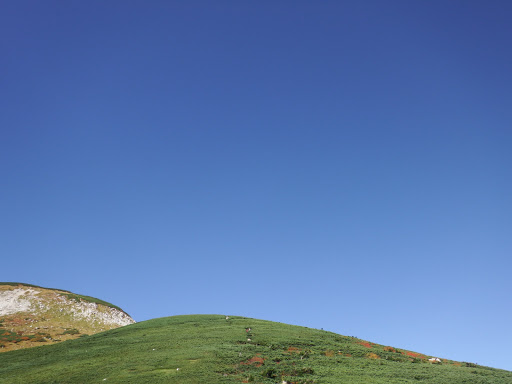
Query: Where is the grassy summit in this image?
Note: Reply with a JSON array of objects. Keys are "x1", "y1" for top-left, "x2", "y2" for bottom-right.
[{"x1": 0, "y1": 314, "x2": 510, "y2": 383}]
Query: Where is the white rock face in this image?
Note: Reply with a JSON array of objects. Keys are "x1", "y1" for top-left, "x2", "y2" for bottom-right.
[
  {"x1": 0, "y1": 287, "x2": 135, "y2": 327},
  {"x1": 65, "y1": 299, "x2": 135, "y2": 326},
  {"x1": 0, "y1": 288, "x2": 38, "y2": 316}
]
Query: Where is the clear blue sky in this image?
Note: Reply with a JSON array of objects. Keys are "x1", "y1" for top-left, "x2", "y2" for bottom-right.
[{"x1": 1, "y1": 0, "x2": 511, "y2": 372}]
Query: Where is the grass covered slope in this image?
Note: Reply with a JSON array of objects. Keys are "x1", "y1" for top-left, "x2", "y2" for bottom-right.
[{"x1": 0, "y1": 315, "x2": 510, "y2": 384}]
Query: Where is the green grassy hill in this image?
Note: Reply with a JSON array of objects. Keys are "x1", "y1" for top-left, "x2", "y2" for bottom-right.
[{"x1": 0, "y1": 315, "x2": 510, "y2": 384}]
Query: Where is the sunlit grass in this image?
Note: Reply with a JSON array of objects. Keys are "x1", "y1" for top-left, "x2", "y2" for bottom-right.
[{"x1": 0, "y1": 315, "x2": 510, "y2": 383}]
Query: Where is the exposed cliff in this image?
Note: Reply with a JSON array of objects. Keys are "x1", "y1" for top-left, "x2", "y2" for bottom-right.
[{"x1": 0, "y1": 283, "x2": 135, "y2": 352}]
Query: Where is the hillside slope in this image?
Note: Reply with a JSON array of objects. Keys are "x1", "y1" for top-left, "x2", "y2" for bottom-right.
[
  {"x1": 0, "y1": 314, "x2": 510, "y2": 384},
  {"x1": 0, "y1": 283, "x2": 134, "y2": 352}
]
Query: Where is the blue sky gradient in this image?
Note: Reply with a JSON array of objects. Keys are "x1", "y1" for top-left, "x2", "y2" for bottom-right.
[{"x1": 1, "y1": 0, "x2": 511, "y2": 371}]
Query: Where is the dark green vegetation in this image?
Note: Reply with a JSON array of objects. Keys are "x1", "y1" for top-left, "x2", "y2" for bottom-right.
[
  {"x1": 0, "y1": 282, "x2": 127, "y2": 314},
  {"x1": 0, "y1": 315, "x2": 510, "y2": 384}
]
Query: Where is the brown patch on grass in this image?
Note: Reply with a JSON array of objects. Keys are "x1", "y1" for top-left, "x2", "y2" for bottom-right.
[
  {"x1": 324, "y1": 350, "x2": 335, "y2": 357},
  {"x1": 403, "y1": 351, "x2": 425, "y2": 359},
  {"x1": 367, "y1": 352, "x2": 381, "y2": 359},
  {"x1": 240, "y1": 354, "x2": 265, "y2": 367}
]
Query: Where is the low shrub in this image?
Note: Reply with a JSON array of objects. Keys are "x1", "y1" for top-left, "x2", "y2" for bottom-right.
[{"x1": 62, "y1": 329, "x2": 80, "y2": 335}]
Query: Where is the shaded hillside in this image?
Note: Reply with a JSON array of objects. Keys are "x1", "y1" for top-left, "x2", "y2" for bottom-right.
[
  {"x1": 0, "y1": 283, "x2": 134, "y2": 352},
  {"x1": 0, "y1": 315, "x2": 509, "y2": 384}
]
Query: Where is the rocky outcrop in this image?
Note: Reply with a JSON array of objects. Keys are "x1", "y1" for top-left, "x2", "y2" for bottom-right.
[
  {"x1": 0, "y1": 288, "x2": 37, "y2": 316},
  {"x1": 0, "y1": 283, "x2": 135, "y2": 352}
]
